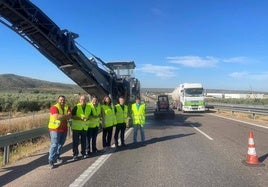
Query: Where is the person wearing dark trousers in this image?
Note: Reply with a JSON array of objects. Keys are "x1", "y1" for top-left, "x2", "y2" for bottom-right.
[
  {"x1": 114, "y1": 96, "x2": 128, "y2": 147},
  {"x1": 71, "y1": 95, "x2": 91, "y2": 160},
  {"x1": 87, "y1": 96, "x2": 101, "y2": 155},
  {"x1": 101, "y1": 96, "x2": 116, "y2": 150}
]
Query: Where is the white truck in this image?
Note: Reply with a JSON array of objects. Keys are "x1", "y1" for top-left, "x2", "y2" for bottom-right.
[{"x1": 171, "y1": 83, "x2": 205, "y2": 112}]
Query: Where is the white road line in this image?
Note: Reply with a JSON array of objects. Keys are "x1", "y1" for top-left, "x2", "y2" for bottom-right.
[
  {"x1": 190, "y1": 124, "x2": 214, "y2": 140},
  {"x1": 69, "y1": 128, "x2": 133, "y2": 187},
  {"x1": 208, "y1": 113, "x2": 268, "y2": 129}
]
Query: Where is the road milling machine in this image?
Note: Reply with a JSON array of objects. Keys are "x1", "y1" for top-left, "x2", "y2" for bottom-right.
[{"x1": 0, "y1": 0, "x2": 140, "y2": 102}]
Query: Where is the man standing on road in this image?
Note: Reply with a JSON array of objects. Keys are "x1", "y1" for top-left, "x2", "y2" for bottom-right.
[
  {"x1": 87, "y1": 96, "x2": 101, "y2": 155},
  {"x1": 71, "y1": 95, "x2": 91, "y2": 160},
  {"x1": 48, "y1": 95, "x2": 71, "y2": 169},
  {"x1": 114, "y1": 96, "x2": 128, "y2": 147},
  {"x1": 131, "y1": 96, "x2": 146, "y2": 143}
]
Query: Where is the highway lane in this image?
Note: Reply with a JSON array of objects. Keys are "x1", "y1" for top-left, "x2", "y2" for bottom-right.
[
  {"x1": 2, "y1": 110, "x2": 268, "y2": 186},
  {"x1": 81, "y1": 112, "x2": 268, "y2": 187}
]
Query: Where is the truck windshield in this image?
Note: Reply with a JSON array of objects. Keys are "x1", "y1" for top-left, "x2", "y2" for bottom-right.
[{"x1": 185, "y1": 88, "x2": 203, "y2": 97}]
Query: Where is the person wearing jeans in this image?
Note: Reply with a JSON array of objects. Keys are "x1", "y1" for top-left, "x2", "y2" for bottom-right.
[
  {"x1": 48, "y1": 95, "x2": 71, "y2": 169},
  {"x1": 49, "y1": 131, "x2": 67, "y2": 164},
  {"x1": 133, "y1": 124, "x2": 145, "y2": 143},
  {"x1": 131, "y1": 96, "x2": 146, "y2": 143}
]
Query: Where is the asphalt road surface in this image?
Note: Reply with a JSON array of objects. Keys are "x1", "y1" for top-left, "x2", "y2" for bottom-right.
[{"x1": 1, "y1": 109, "x2": 268, "y2": 187}]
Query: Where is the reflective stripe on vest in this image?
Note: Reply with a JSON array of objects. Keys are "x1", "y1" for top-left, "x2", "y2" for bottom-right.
[
  {"x1": 48, "y1": 103, "x2": 69, "y2": 129},
  {"x1": 115, "y1": 104, "x2": 128, "y2": 124},
  {"x1": 88, "y1": 102, "x2": 101, "y2": 128},
  {"x1": 102, "y1": 105, "x2": 116, "y2": 127},
  {"x1": 72, "y1": 103, "x2": 91, "y2": 130},
  {"x1": 131, "y1": 103, "x2": 146, "y2": 125}
]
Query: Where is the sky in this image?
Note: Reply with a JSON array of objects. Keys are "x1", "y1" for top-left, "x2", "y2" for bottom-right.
[{"x1": 1, "y1": 0, "x2": 268, "y2": 92}]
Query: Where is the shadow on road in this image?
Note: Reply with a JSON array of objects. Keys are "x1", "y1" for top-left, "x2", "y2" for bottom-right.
[
  {"x1": 0, "y1": 142, "x2": 72, "y2": 186},
  {"x1": 259, "y1": 153, "x2": 268, "y2": 162},
  {"x1": 115, "y1": 132, "x2": 196, "y2": 152},
  {"x1": 145, "y1": 109, "x2": 204, "y2": 129},
  {"x1": 146, "y1": 113, "x2": 202, "y2": 129}
]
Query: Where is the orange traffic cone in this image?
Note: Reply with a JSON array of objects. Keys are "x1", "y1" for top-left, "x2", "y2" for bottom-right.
[{"x1": 242, "y1": 131, "x2": 264, "y2": 166}]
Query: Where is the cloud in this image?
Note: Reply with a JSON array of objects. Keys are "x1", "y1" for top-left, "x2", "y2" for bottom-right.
[
  {"x1": 229, "y1": 71, "x2": 248, "y2": 78},
  {"x1": 167, "y1": 56, "x2": 219, "y2": 68},
  {"x1": 137, "y1": 64, "x2": 178, "y2": 78},
  {"x1": 229, "y1": 71, "x2": 268, "y2": 81},
  {"x1": 223, "y1": 56, "x2": 248, "y2": 63}
]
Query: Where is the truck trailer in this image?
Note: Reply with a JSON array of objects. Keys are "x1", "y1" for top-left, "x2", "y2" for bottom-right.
[{"x1": 171, "y1": 83, "x2": 205, "y2": 112}]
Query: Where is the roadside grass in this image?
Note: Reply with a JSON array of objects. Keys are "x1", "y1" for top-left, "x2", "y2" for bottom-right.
[
  {"x1": 215, "y1": 110, "x2": 268, "y2": 127},
  {"x1": 0, "y1": 136, "x2": 51, "y2": 167},
  {"x1": 0, "y1": 112, "x2": 50, "y2": 167},
  {"x1": 0, "y1": 112, "x2": 49, "y2": 136},
  {"x1": 0, "y1": 135, "x2": 50, "y2": 166}
]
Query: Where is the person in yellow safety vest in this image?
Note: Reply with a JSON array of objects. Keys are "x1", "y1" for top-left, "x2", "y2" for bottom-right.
[
  {"x1": 101, "y1": 96, "x2": 117, "y2": 150},
  {"x1": 87, "y1": 95, "x2": 101, "y2": 155},
  {"x1": 114, "y1": 96, "x2": 128, "y2": 148},
  {"x1": 131, "y1": 96, "x2": 146, "y2": 143},
  {"x1": 71, "y1": 95, "x2": 91, "y2": 161},
  {"x1": 48, "y1": 95, "x2": 71, "y2": 169}
]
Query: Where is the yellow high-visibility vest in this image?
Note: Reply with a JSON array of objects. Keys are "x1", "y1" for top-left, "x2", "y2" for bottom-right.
[
  {"x1": 102, "y1": 104, "x2": 116, "y2": 128},
  {"x1": 72, "y1": 103, "x2": 91, "y2": 131},
  {"x1": 48, "y1": 103, "x2": 69, "y2": 129},
  {"x1": 131, "y1": 103, "x2": 146, "y2": 125},
  {"x1": 115, "y1": 104, "x2": 128, "y2": 124},
  {"x1": 88, "y1": 102, "x2": 101, "y2": 128}
]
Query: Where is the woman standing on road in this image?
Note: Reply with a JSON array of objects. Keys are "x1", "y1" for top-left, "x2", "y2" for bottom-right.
[{"x1": 101, "y1": 96, "x2": 116, "y2": 150}]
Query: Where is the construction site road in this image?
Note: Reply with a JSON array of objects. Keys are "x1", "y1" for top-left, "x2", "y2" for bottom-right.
[{"x1": 1, "y1": 109, "x2": 268, "y2": 186}]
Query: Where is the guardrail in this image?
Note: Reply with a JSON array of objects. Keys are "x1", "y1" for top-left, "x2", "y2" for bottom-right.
[
  {"x1": 206, "y1": 103, "x2": 268, "y2": 119},
  {"x1": 0, "y1": 124, "x2": 103, "y2": 166},
  {"x1": 0, "y1": 126, "x2": 49, "y2": 165}
]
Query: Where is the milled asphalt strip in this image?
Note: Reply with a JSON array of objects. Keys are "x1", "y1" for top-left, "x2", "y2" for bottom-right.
[
  {"x1": 69, "y1": 127, "x2": 133, "y2": 187},
  {"x1": 190, "y1": 124, "x2": 214, "y2": 140},
  {"x1": 208, "y1": 113, "x2": 268, "y2": 129}
]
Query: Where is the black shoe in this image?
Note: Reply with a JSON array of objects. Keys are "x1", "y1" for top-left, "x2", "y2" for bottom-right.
[
  {"x1": 73, "y1": 155, "x2": 78, "y2": 161},
  {"x1": 121, "y1": 143, "x2": 127, "y2": 147},
  {"x1": 92, "y1": 149, "x2": 99, "y2": 153}
]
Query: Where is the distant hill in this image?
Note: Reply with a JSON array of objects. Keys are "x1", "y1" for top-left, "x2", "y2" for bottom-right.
[{"x1": 0, "y1": 74, "x2": 84, "y2": 93}]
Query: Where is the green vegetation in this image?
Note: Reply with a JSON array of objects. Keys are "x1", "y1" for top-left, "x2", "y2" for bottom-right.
[
  {"x1": 0, "y1": 74, "x2": 86, "y2": 114},
  {"x1": 205, "y1": 98, "x2": 268, "y2": 105},
  {"x1": 0, "y1": 92, "x2": 80, "y2": 113}
]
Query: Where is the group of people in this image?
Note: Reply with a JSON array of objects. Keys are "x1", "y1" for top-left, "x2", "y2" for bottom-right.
[{"x1": 47, "y1": 95, "x2": 146, "y2": 169}]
